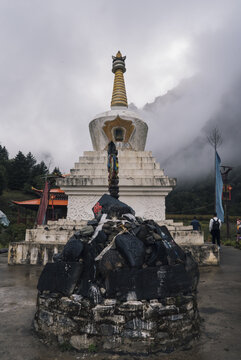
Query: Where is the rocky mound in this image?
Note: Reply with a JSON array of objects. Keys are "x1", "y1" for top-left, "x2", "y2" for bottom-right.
[{"x1": 37, "y1": 194, "x2": 199, "y2": 302}]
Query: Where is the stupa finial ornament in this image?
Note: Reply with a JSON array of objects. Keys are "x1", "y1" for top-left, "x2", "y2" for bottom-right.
[
  {"x1": 89, "y1": 52, "x2": 148, "y2": 152},
  {"x1": 111, "y1": 51, "x2": 128, "y2": 108}
]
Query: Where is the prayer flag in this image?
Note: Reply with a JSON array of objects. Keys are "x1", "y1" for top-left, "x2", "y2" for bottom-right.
[
  {"x1": 216, "y1": 151, "x2": 224, "y2": 222},
  {"x1": 36, "y1": 181, "x2": 49, "y2": 225}
]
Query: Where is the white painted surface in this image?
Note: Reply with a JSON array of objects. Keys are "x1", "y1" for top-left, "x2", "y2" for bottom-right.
[
  {"x1": 57, "y1": 150, "x2": 176, "y2": 221},
  {"x1": 89, "y1": 109, "x2": 148, "y2": 151}
]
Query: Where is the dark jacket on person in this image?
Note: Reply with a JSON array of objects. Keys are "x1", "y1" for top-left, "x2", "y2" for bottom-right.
[{"x1": 191, "y1": 219, "x2": 201, "y2": 231}]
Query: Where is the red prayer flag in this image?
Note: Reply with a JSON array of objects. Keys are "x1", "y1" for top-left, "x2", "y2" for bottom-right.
[{"x1": 36, "y1": 181, "x2": 49, "y2": 225}]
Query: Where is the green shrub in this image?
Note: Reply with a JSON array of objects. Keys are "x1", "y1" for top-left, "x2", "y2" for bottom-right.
[
  {"x1": 59, "y1": 342, "x2": 74, "y2": 352},
  {"x1": 0, "y1": 223, "x2": 27, "y2": 247},
  {"x1": 88, "y1": 344, "x2": 97, "y2": 353},
  {"x1": 222, "y1": 239, "x2": 241, "y2": 250}
]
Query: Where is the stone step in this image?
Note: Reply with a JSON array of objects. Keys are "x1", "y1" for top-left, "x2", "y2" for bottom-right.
[
  {"x1": 119, "y1": 161, "x2": 161, "y2": 170},
  {"x1": 83, "y1": 150, "x2": 153, "y2": 157},
  {"x1": 46, "y1": 220, "x2": 87, "y2": 228},
  {"x1": 74, "y1": 162, "x2": 161, "y2": 170},
  {"x1": 70, "y1": 168, "x2": 165, "y2": 176},
  {"x1": 77, "y1": 157, "x2": 107, "y2": 164},
  {"x1": 77, "y1": 156, "x2": 159, "y2": 164},
  {"x1": 47, "y1": 219, "x2": 87, "y2": 226},
  {"x1": 58, "y1": 176, "x2": 174, "y2": 188},
  {"x1": 59, "y1": 177, "x2": 173, "y2": 187},
  {"x1": 161, "y1": 219, "x2": 174, "y2": 225},
  {"x1": 166, "y1": 226, "x2": 193, "y2": 231}
]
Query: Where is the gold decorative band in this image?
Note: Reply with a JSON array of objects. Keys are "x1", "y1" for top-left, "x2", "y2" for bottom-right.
[{"x1": 111, "y1": 69, "x2": 128, "y2": 107}]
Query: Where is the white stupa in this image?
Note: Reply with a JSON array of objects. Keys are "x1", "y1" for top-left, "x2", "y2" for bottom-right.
[
  {"x1": 57, "y1": 51, "x2": 176, "y2": 220},
  {"x1": 9, "y1": 52, "x2": 209, "y2": 266}
]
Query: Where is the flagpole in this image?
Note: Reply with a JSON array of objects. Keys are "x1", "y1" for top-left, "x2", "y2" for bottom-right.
[
  {"x1": 207, "y1": 127, "x2": 223, "y2": 217},
  {"x1": 214, "y1": 143, "x2": 216, "y2": 213}
]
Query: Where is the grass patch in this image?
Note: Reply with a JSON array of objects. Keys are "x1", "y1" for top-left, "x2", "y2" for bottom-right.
[
  {"x1": 222, "y1": 239, "x2": 241, "y2": 250},
  {"x1": 88, "y1": 344, "x2": 97, "y2": 353}
]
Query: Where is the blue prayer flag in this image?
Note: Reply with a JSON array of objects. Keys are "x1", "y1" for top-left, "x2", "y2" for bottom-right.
[{"x1": 216, "y1": 151, "x2": 224, "y2": 222}]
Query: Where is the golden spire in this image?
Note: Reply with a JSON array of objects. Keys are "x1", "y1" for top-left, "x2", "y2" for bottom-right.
[{"x1": 111, "y1": 51, "x2": 128, "y2": 108}]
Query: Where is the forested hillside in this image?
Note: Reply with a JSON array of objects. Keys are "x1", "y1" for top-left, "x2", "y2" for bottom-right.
[
  {"x1": 166, "y1": 166, "x2": 241, "y2": 216},
  {"x1": 0, "y1": 144, "x2": 61, "y2": 247},
  {"x1": 0, "y1": 145, "x2": 49, "y2": 194}
]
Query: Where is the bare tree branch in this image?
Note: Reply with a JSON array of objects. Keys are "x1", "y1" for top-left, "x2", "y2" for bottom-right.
[{"x1": 207, "y1": 127, "x2": 223, "y2": 149}]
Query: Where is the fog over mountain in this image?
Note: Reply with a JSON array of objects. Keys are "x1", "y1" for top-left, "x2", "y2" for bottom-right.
[
  {"x1": 137, "y1": 74, "x2": 241, "y2": 181},
  {"x1": 136, "y1": 12, "x2": 241, "y2": 182}
]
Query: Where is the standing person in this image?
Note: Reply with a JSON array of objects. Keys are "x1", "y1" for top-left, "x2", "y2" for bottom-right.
[
  {"x1": 236, "y1": 219, "x2": 241, "y2": 242},
  {"x1": 191, "y1": 216, "x2": 201, "y2": 231},
  {"x1": 209, "y1": 212, "x2": 222, "y2": 249}
]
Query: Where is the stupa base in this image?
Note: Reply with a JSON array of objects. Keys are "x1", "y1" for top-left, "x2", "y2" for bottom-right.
[{"x1": 34, "y1": 292, "x2": 199, "y2": 354}]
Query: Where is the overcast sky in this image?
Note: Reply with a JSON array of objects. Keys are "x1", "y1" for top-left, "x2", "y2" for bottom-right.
[{"x1": 0, "y1": 0, "x2": 240, "y2": 174}]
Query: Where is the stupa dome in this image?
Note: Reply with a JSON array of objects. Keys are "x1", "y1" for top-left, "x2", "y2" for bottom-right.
[{"x1": 89, "y1": 51, "x2": 148, "y2": 151}]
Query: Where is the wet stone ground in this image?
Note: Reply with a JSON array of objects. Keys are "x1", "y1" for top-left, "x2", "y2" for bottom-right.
[{"x1": 0, "y1": 246, "x2": 241, "y2": 360}]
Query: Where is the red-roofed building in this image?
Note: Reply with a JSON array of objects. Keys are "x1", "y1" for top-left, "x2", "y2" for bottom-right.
[{"x1": 12, "y1": 188, "x2": 68, "y2": 223}]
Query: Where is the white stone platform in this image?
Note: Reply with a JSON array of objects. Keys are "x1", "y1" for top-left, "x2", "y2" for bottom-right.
[
  {"x1": 22, "y1": 218, "x2": 203, "y2": 246},
  {"x1": 8, "y1": 217, "x2": 208, "y2": 266}
]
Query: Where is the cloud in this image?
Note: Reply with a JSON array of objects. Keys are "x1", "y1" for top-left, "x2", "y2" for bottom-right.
[{"x1": 138, "y1": 6, "x2": 241, "y2": 180}]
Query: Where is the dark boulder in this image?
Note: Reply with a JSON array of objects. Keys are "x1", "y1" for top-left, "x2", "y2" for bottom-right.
[
  {"x1": 92, "y1": 194, "x2": 135, "y2": 219},
  {"x1": 134, "y1": 224, "x2": 149, "y2": 242},
  {"x1": 106, "y1": 267, "x2": 163, "y2": 301},
  {"x1": 37, "y1": 262, "x2": 83, "y2": 296},
  {"x1": 76, "y1": 244, "x2": 96, "y2": 297},
  {"x1": 90, "y1": 230, "x2": 108, "y2": 257},
  {"x1": 106, "y1": 263, "x2": 197, "y2": 301},
  {"x1": 87, "y1": 218, "x2": 99, "y2": 226},
  {"x1": 115, "y1": 233, "x2": 145, "y2": 268},
  {"x1": 145, "y1": 241, "x2": 168, "y2": 266},
  {"x1": 185, "y1": 251, "x2": 200, "y2": 291},
  {"x1": 62, "y1": 233, "x2": 84, "y2": 262},
  {"x1": 53, "y1": 232, "x2": 84, "y2": 263},
  {"x1": 97, "y1": 248, "x2": 126, "y2": 277},
  {"x1": 154, "y1": 225, "x2": 186, "y2": 264}
]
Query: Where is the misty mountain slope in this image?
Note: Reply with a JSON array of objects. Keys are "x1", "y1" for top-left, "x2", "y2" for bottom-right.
[
  {"x1": 162, "y1": 135, "x2": 212, "y2": 181},
  {"x1": 135, "y1": 75, "x2": 241, "y2": 181},
  {"x1": 143, "y1": 77, "x2": 193, "y2": 112}
]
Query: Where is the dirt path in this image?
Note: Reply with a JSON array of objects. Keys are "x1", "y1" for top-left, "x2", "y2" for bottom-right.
[{"x1": 0, "y1": 246, "x2": 241, "y2": 360}]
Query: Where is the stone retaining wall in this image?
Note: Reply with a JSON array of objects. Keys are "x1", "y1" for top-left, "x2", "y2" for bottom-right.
[
  {"x1": 182, "y1": 244, "x2": 219, "y2": 266},
  {"x1": 34, "y1": 293, "x2": 199, "y2": 354},
  {"x1": 8, "y1": 243, "x2": 65, "y2": 265}
]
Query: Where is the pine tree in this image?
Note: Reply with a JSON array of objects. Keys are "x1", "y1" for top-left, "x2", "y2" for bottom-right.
[
  {"x1": 0, "y1": 145, "x2": 9, "y2": 164},
  {"x1": 8, "y1": 151, "x2": 30, "y2": 190},
  {"x1": 0, "y1": 145, "x2": 9, "y2": 194},
  {"x1": 30, "y1": 161, "x2": 48, "y2": 189},
  {"x1": 0, "y1": 164, "x2": 7, "y2": 195}
]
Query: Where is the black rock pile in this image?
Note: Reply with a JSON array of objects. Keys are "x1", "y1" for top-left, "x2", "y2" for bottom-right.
[{"x1": 37, "y1": 194, "x2": 199, "y2": 302}]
